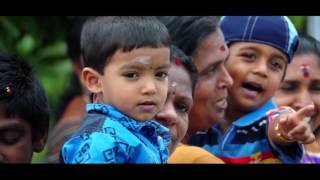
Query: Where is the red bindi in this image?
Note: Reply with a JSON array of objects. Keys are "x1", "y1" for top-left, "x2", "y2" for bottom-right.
[
  {"x1": 300, "y1": 64, "x2": 310, "y2": 78},
  {"x1": 175, "y1": 56, "x2": 181, "y2": 66}
]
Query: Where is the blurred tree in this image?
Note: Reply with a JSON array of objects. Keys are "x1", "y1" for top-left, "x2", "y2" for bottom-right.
[
  {"x1": 288, "y1": 16, "x2": 306, "y2": 33},
  {"x1": 0, "y1": 16, "x2": 72, "y2": 120}
]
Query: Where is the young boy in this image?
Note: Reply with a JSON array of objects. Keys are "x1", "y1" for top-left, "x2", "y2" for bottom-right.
[
  {"x1": 190, "y1": 16, "x2": 315, "y2": 163},
  {"x1": 0, "y1": 53, "x2": 49, "y2": 163},
  {"x1": 60, "y1": 16, "x2": 171, "y2": 164}
]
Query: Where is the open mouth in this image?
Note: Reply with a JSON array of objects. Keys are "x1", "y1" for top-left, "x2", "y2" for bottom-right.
[{"x1": 242, "y1": 82, "x2": 263, "y2": 93}]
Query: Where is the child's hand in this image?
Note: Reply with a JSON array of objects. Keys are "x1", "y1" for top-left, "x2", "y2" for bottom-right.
[{"x1": 280, "y1": 104, "x2": 315, "y2": 144}]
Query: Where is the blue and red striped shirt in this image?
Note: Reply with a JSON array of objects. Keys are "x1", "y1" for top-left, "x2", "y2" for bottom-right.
[{"x1": 189, "y1": 99, "x2": 304, "y2": 163}]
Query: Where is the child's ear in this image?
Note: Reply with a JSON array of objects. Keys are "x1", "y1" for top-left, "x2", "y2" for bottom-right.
[
  {"x1": 32, "y1": 128, "x2": 48, "y2": 152},
  {"x1": 82, "y1": 67, "x2": 103, "y2": 93}
]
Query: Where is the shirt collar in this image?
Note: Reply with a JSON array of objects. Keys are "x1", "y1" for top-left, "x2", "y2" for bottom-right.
[
  {"x1": 86, "y1": 103, "x2": 170, "y2": 144},
  {"x1": 232, "y1": 99, "x2": 277, "y2": 127}
]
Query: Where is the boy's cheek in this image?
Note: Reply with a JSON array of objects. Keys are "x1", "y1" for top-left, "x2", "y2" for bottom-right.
[{"x1": 159, "y1": 81, "x2": 169, "y2": 103}]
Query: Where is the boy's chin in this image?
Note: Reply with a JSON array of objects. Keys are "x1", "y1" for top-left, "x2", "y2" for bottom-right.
[
  {"x1": 236, "y1": 99, "x2": 264, "y2": 112},
  {"x1": 132, "y1": 114, "x2": 155, "y2": 121}
]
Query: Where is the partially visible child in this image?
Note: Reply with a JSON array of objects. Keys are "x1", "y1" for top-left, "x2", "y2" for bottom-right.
[
  {"x1": 274, "y1": 34, "x2": 320, "y2": 163},
  {"x1": 0, "y1": 52, "x2": 49, "y2": 163},
  {"x1": 61, "y1": 16, "x2": 171, "y2": 164},
  {"x1": 155, "y1": 46, "x2": 224, "y2": 163},
  {"x1": 190, "y1": 16, "x2": 315, "y2": 163}
]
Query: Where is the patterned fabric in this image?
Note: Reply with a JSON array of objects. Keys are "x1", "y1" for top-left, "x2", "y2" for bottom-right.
[
  {"x1": 61, "y1": 103, "x2": 171, "y2": 164},
  {"x1": 189, "y1": 99, "x2": 304, "y2": 164},
  {"x1": 47, "y1": 120, "x2": 82, "y2": 163}
]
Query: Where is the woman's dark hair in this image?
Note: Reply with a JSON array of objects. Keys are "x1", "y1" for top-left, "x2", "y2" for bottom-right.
[
  {"x1": 170, "y1": 45, "x2": 198, "y2": 95},
  {"x1": 158, "y1": 16, "x2": 218, "y2": 56},
  {"x1": 295, "y1": 34, "x2": 320, "y2": 64}
]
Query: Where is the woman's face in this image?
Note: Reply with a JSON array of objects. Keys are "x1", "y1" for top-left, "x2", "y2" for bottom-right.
[
  {"x1": 155, "y1": 62, "x2": 193, "y2": 153},
  {"x1": 188, "y1": 29, "x2": 233, "y2": 133},
  {"x1": 274, "y1": 53, "x2": 320, "y2": 136}
]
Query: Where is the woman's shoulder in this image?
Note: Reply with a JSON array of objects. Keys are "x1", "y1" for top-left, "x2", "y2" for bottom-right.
[{"x1": 168, "y1": 144, "x2": 224, "y2": 164}]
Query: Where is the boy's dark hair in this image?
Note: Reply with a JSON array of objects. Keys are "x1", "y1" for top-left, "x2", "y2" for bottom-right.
[
  {"x1": 81, "y1": 16, "x2": 171, "y2": 74},
  {"x1": 0, "y1": 53, "x2": 49, "y2": 141},
  {"x1": 295, "y1": 34, "x2": 320, "y2": 64},
  {"x1": 158, "y1": 16, "x2": 219, "y2": 57},
  {"x1": 170, "y1": 45, "x2": 198, "y2": 95}
]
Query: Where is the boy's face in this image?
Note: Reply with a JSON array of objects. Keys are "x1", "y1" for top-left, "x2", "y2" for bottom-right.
[
  {"x1": 86, "y1": 47, "x2": 170, "y2": 121},
  {"x1": 155, "y1": 63, "x2": 193, "y2": 153},
  {"x1": 274, "y1": 53, "x2": 320, "y2": 132},
  {"x1": 0, "y1": 113, "x2": 33, "y2": 163},
  {"x1": 226, "y1": 42, "x2": 287, "y2": 112},
  {"x1": 188, "y1": 30, "x2": 233, "y2": 133}
]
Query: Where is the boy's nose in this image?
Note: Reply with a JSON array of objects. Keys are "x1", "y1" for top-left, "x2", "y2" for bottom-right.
[
  {"x1": 253, "y1": 61, "x2": 268, "y2": 78},
  {"x1": 141, "y1": 80, "x2": 157, "y2": 95}
]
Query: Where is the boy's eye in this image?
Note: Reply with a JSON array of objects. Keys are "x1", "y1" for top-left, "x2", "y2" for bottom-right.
[
  {"x1": 156, "y1": 71, "x2": 168, "y2": 79},
  {"x1": 241, "y1": 52, "x2": 256, "y2": 61},
  {"x1": 270, "y1": 59, "x2": 284, "y2": 70},
  {"x1": 123, "y1": 72, "x2": 139, "y2": 79},
  {"x1": 0, "y1": 130, "x2": 22, "y2": 145}
]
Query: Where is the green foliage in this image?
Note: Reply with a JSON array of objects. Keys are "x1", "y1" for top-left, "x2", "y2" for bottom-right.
[
  {"x1": 0, "y1": 16, "x2": 72, "y2": 118},
  {"x1": 288, "y1": 16, "x2": 306, "y2": 33}
]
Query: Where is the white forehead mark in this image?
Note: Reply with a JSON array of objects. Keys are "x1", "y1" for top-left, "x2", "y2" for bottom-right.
[
  {"x1": 130, "y1": 56, "x2": 151, "y2": 65},
  {"x1": 171, "y1": 82, "x2": 177, "y2": 88},
  {"x1": 170, "y1": 82, "x2": 177, "y2": 95}
]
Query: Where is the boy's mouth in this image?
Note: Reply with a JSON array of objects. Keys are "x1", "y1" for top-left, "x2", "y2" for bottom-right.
[
  {"x1": 137, "y1": 101, "x2": 157, "y2": 113},
  {"x1": 138, "y1": 101, "x2": 156, "y2": 106},
  {"x1": 241, "y1": 82, "x2": 264, "y2": 97}
]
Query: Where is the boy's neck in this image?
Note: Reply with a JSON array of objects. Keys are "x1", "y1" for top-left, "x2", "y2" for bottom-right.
[
  {"x1": 225, "y1": 103, "x2": 246, "y2": 123},
  {"x1": 222, "y1": 103, "x2": 253, "y2": 133}
]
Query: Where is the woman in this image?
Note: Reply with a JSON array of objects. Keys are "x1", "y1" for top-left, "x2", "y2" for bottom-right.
[
  {"x1": 158, "y1": 16, "x2": 233, "y2": 163},
  {"x1": 274, "y1": 34, "x2": 320, "y2": 163}
]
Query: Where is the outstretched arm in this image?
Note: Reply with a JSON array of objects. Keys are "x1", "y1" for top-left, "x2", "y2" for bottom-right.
[{"x1": 268, "y1": 104, "x2": 315, "y2": 146}]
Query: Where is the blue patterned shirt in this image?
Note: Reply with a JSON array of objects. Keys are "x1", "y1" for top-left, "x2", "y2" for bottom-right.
[{"x1": 61, "y1": 103, "x2": 171, "y2": 164}]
